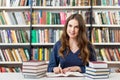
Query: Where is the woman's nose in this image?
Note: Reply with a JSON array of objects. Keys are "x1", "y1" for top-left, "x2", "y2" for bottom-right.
[{"x1": 71, "y1": 27, "x2": 75, "y2": 31}]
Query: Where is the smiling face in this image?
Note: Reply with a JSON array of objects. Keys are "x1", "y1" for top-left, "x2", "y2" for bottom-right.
[{"x1": 67, "y1": 19, "x2": 79, "y2": 39}]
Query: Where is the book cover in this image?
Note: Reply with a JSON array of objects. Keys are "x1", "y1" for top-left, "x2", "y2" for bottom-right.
[
  {"x1": 23, "y1": 64, "x2": 48, "y2": 70},
  {"x1": 23, "y1": 60, "x2": 46, "y2": 66},
  {"x1": 86, "y1": 70, "x2": 110, "y2": 76},
  {"x1": 22, "y1": 68, "x2": 47, "y2": 73},
  {"x1": 86, "y1": 67, "x2": 110, "y2": 72},
  {"x1": 85, "y1": 73, "x2": 109, "y2": 79},
  {"x1": 89, "y1": 61, "x2": 108, "y2": 68}
]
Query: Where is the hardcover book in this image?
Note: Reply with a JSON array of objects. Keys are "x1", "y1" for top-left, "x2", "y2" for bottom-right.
[
  {"x1": 89, "y1": 61, "x2": 108, "y2": 68},
  {"x1": 86, "y1": 67, "x2": 110, "y2": 72},
  {"x1": 46, "y1": 72, "x2": 84, "y2": 77},
  {"x1": 23, "y1": 60, "x2": 46, "y2": 66}
]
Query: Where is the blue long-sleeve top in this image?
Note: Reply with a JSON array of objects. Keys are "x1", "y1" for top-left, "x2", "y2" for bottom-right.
[{"x1": 47, "y1": 41, "x2": 96, "y2": 73}]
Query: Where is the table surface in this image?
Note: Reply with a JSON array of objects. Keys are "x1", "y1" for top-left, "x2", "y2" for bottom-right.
[{"x1": 0, "y1": 73, "x2": 120, "y2": 80}]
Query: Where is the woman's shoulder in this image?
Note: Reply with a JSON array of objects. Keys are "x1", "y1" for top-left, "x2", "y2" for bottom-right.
[
  {"x1": 55, "y1": 40, "x2": 61, "y2": 45},
  {"x1": 54, "y1": 40, "x2": 61, "y2": 48}
]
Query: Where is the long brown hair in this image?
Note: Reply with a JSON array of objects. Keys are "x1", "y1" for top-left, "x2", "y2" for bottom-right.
[{"x1": 59, "y1": 14, "x2": 90, "y2": 65}]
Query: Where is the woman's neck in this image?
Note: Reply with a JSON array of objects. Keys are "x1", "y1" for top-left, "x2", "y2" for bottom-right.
[
  {"x1": 69, "y1": 39, "x2": 77, "y2": 45},
  {"x1": 69, "y1": 39, "x2": 79, "y2": 53}
]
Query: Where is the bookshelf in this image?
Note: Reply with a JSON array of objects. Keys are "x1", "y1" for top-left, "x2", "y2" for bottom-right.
[
  {"x1": 91, "y1": 0, "x2": 120, "y2": 68},
  {"x1": 0, "y1": 0, "x2": 31, "y2": 72}
]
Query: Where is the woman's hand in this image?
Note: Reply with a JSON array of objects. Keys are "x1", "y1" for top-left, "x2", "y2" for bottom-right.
[
  {"x1": 63, "y1": 66, "x2": 81, "y2": 73},
  {"x1": 116, "y1": 68, "x2": 120, "y2": 73},
  {"x1": 53, "y1": 67, "x2": 63, "y2": 74}
]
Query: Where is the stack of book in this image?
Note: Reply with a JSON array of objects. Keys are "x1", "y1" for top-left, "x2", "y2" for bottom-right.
[
  {"x1": 86, "y1": 61, "x2": 110, "y2": 79},
  {"x1": 22, "y1": 60, "x2": 48, "y2": 78}
]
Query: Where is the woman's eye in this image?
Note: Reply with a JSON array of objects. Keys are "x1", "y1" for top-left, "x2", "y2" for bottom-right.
[
  {"x1": 75, "y1": 26, "x2": 79, "y2": 28},
  {"x1": 68, "y1": 24, "x2": 72, "y2": 27}
]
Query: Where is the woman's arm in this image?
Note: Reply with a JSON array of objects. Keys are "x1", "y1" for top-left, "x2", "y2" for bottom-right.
[
  {"x1": 47, "y1": 41, "x2": 60, "y2": 72},
  {"x1": 116, "y1": 68, "x2": 120, "y2": 73}
]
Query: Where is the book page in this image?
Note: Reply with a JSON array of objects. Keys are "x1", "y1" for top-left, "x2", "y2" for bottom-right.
[{"x1": 46, "y1": 72, "x2": 84, "y2": 77}]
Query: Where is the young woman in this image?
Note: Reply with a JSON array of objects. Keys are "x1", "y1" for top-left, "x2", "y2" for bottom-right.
[{"x1": 47, "y1": 14, "x2": 96, "y2": 73}]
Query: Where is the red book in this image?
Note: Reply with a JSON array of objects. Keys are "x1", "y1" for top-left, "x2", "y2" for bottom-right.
[
  {"x1": 89, "y1": 61, "x2": 108, "y2": 68},
  {"x1": 23, "y1": 60, "x2": 46, "y2": 66}
]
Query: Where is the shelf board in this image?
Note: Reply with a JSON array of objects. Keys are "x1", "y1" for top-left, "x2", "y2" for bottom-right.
[
  {"x1": 32, "y1": 24, "x2": 90, "y2": 27},
  {"x1": 105, "y1": 61, "x2": 120, "y2": 64},
  {"x1": 0, "y1": 43, "x2": 30, "y2": 46},
  {"x1": 92, "y1": 24, "x2": 120, "y2": 28},
  {"x1": 0, "y1": 25, "x2": 30, "y2": 28},
  {"x1": 0, "y1": 6, "x2": 30, "y2": 10},
  {"x1": 93, "y1": 6, "x2": 120, "y2": 10},
  {"x1": 33, "y1": 6, "x2": 91, "y2": 10},
  {"x1": 0, "y1": 61, "x2": 22, "y2": 64},
  {"x1": 93, "y1": 43, "x2": 120, "y2": 45},
  {"x1": 32, "y1": 25, "x2": 64, "y2": 28},
  {"x1": 31, "y1": 43, "x2": 55, "y2": 46}
]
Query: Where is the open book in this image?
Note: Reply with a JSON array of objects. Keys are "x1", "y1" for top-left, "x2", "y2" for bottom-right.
[{"x1": 46, "y1": 72, "x2": 84, "y2": 77}]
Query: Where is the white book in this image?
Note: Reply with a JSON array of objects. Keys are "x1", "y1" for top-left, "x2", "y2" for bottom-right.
[
  {"x1": 86, "y1": 67, "x2": 110, "y2": 72},
  {"x1": 22, "y1": 68, "x2": 47, "y2": 73},
  {"x1": 6, "y1": 0, "x2": 10, "y2": 7},
  {"x1": 86, "y1": 70, "x2": 110, "y2": 75},
  {"x1": 3, "y1": 30, "x2": 8, "y2": 43},
  {"x1": 4, "y1": 49, "x2": 11, "y2": 61},
  {"x1": 24, "y1": 73, "x2": 46, "y2": 79},
  {"x1": 2, "y1": 10, "x2": 12, "y2": 25},
  {"x1": 23, "y1": 60, "x2": 46, "y2": 66},
  {"x1": 0, "y1": 49, "x2": 5, "y2": 61},
  {"x1": 46, "y1": 72, "x2": 84, "y2": 77},
  {"x1": 89, "y1": 61, "x2": 108, "y2": 68},
  {"x1": 23, "y1": 64, "x2": 48, "y2": 69},
  {"x1": 14, "y1": 49, "x2": 22, "y2": 62},
  {"x1": 85, "y1": 73, "x2": 109, "y2": 79}
]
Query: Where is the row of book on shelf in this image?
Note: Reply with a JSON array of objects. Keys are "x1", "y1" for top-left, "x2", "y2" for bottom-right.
[
  {"x1": 32, "y1": 0, "x2": 90, "y2": 6},
  {"x1": 92, "y1": 0, "x2": 120, "y2": 6},
  {"x1": 93, "y1": 11, "x2": 120, "y2": 25},
  {"x1": 0, "y1": 29, "x2": 62, "y2": 43},
  {"x1": 0, "y1": 28, "x2": 119, "y2": 43},
  {"x1": 0, "y1": 11, "x2": 30, "y2": 25},
  {"x1": 0, "y1": 30, "x2": 29, "y2": 43},
  {"x1": 0, "y1": 0, "x2": 30, "y2": 6},
  {"x1": 31, "y1": 29, "x2": 62, "y2": 43},
  {"x1": 0, "y1": 48, "x2": 30, "y2": 62},
  {"x1": 1, "y1": 0, "x2": 120, "y2": 7},
  {"x1": 92, "y1": 28, "x2": 120, "y2": 43},
  {"x1": 1, "y1": 10, "x2": 120, "y2": 25},
  {"x1": 96, "y1": 48, "x2": 120, "y2": 61},
  {"x1": 32, "y1": 10, "x2": 120, "y2": 25},
  {"x1": 0, "y1": 47, "x2": 52, "y2": 62},
  {"x1": 32, "y1": 0, "x2": 120, "y2": 6},
  {"x1": 0, "y1": 67, "x2": 21, "y2": 72}
]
